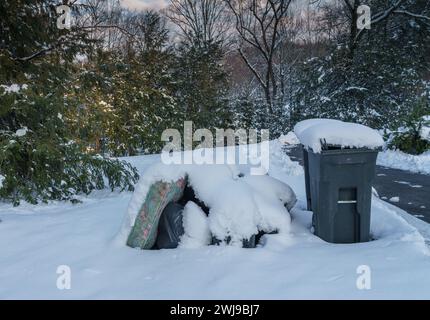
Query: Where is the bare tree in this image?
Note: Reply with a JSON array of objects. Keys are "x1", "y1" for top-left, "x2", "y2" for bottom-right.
[
  {"x1": 225, "y1": 0, "x2": 293, "y2": 112},
  {"x1": 74, "y1": 1, "x2": 170, "y2": 59},
  {"x1": 165, "y1": 0, "x2": 232, "y2": 48}
]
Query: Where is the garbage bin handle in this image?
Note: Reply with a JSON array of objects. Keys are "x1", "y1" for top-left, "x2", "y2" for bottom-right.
[{"x1": 337, "y1": 200, "x2": 357, "y2": 204}]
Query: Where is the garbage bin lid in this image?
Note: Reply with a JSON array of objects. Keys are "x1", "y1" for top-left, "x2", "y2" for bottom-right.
[{"x1": 294, "y1": 119, "x2": 384, "y2": 153}]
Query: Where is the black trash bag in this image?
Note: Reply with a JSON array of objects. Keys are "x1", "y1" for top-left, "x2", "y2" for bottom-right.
[
  {"x1": 242, "y1": 235, "x2": 257, "y2": 248},
  {"x1": 178, "y1": 185, "x2": 210, "y2": 215},
  {"x1": 155, "y1": 202, "x2": 185, "y2": 249},
  {"x1": 212, "y1": 231, "x2": 266, "y2": 248}
]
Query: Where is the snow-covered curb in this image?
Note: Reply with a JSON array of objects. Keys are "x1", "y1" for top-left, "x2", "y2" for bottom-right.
[{"x1": 377, "y1": 149, "x2": 430, "y2": 175}]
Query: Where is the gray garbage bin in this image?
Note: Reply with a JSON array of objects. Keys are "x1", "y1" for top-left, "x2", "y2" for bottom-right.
[
  {"x1": 302, "y1": 146, "x2": 312, "y2": 211},
  {"x1": 303, "y1": 145, "x2": 379, "y2": 243}
]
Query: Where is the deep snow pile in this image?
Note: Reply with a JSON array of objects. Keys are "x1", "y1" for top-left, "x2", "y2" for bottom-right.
[
  {"x1": 180, "y1": 201, "x2": 211, "y2": 248},
  {"x1": 117, "y1": 160, "x2": 297, "y2": 247},
  {"x1": 377, "y1": 149, "x2": 430, "y2": 175},
  {"x1": 278, "y1": 131, "x2": 300, "y2": 145},
  {"x1": 0, "y1": 139, "x2": 429, "y2": 299},
  {"x1": 294, "y1": 119, "x2": 384, "y2": 153}
]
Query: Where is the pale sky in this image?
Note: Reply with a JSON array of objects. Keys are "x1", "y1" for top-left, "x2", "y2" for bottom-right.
[
  {"x1": 120, "y1": 0, "x2": 322, "y2": 12},
  {"x1": 120, "y1": 0, "x2": 324, "y2": 10},
  {"x1": 121, "y1": 0, "x2": 169, "y2": 11}
]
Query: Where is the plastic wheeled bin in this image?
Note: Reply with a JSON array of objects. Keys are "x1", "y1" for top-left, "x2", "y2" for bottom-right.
[
  {"x1": 302, "y1": 146, "x2": 312, "y2": 211},
  {"x1": 303, "y1": 145, "x2": 379, "y2": 243}
]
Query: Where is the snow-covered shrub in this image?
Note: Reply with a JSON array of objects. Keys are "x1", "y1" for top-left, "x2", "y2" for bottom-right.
[
  {"x1": 0, "y1": 1, "x2": 141, "y2": 206},
  {"x1": 0, "y1": 86, "x2": 139, "y2": 206},
  {"x1": 386, "y1": 99, "x2": 430, "y2": 155},
  {"x1": 0, "y1": 128, "x2": 139, "y2": 206}
]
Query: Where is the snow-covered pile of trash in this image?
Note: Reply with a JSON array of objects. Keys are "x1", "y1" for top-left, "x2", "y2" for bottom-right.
[
  {"x1": 118, "y1": 162, "x2": 297, "y2": 248},
  {"x1": 294, "y1": 119, "x2": 384, "y2": 153}
]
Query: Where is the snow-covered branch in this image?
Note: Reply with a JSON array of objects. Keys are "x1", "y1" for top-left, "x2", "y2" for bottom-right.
[{"x1": 393, "y1": 9, "x2": 430, "y2": 21}]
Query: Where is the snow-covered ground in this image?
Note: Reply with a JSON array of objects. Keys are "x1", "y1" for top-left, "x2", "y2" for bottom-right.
[{"x1": 0, "y1": 141, "x2": 430, "y2": 299}]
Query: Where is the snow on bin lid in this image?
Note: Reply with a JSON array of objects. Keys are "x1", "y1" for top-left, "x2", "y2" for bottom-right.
[
  {"x1": 294, "y1": 119, "x2": 342, "y2": 137},
  {"x1": 294, "y1": 119, "x2": 384, "y2": 153}
]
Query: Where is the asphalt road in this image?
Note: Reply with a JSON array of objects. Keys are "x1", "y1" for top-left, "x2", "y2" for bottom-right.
[{"x1": 285, "y1": 146, "x2": 430, "y2": 223}]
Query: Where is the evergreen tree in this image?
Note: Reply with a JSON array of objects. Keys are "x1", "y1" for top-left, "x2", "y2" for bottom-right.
[
  {"x1": 68, "y1": 10, "x2": 180, "y2": 156},
  {"x1": 291, "y1": 0, "x2": 430, "y2": 129},
  {"x1": 0, "y1": 0, "x2": 138, "y2": 205},
  {"x1": 172, "y1": 39, "x2": 232, "y2": 131}
]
